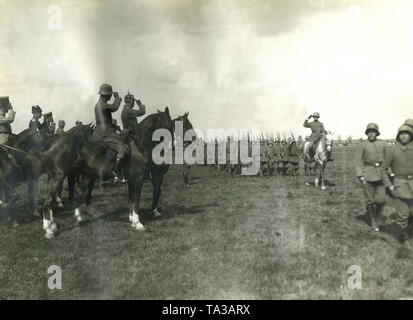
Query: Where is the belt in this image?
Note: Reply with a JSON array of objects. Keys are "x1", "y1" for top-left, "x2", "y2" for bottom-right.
[
  {"x1": 364, "y1": 160, "x2": 382, "y2": 167},
  {"x1": 394, "y1": 174, "x2": 413, "y2": 180}
]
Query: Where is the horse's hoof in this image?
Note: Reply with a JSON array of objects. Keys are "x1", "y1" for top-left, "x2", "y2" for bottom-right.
[
  {"x1": 45, "y1": 232, "x2": 54, "y2": 239},
  {"x1": 152, "y1": 209, "x2": 161, "y2": 218},
  {"x1": 134, "y1": 223, "x2": 146, "y2": 231},
  {"x1": 51, "y1": 223, "x2": 58, "y2": 232},
  {"x1": 305, "y1": 182, "x2": 310, "y2": 186},
  {"x1": 57, "y1": 203, "x2": 64, "y2": 209},
  {"x1": 33, "y1": 210, "x2": 41, "y2": 217},
  {"x1": 321, "y1": 186, "x2": 326, "y2": 190},
  {"x1": 12, "y1": 221, "x2": 19, "y2": 228}
]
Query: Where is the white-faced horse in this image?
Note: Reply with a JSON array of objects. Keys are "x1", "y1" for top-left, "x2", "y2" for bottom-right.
[{"x1": 303, "y1": 132, "x2": 333, "y2": 190}]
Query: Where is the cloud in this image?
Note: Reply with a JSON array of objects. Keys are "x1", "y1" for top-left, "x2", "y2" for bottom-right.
[{"x1": 0, "y1": 0, "x2": 411, "y2": 139}]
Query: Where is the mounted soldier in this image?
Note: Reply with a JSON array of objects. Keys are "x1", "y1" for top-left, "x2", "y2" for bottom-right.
[
  {"x1": 382, "y1": 124, "x2": 413, "y2": 245},
  {"x1": 303, "y1": 112, "x2": 333, "y2": 161},
  {"x1": 29, "y1": 105, "x2": 43, "y2": 131},
  {"x1": 0, "y1": 96, "x2": 16, "y2": 145},
  {"x1": 353, "y1": 123, "x2": 387, "y2": 231},
  {"x1": 55, "y1": 120, "x2": 66, "y2": 135},
  {"x1": 93, "y1": 83, "x2": 128, "y2": 182},
  {"x1": 121, "y1": 91, "x2": 146, "y2": 135},
  {"x1": 43, "y1": 112, "x2": 56, "y2": 135}
]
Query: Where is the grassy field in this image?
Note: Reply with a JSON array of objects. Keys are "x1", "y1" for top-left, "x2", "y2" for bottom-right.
[{"x1": 0, "y1": 147, "x2": 412, "y2": 300}]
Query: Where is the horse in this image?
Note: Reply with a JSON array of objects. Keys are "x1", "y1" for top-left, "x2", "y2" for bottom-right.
[
  {"x1": 40, "y1": 108, "x2": 191, "y2": 238},
  {"x1": 302, "y1": 141, "x2": 315, "y2": 178},
  {"x1": 0, "y1": 127, "x2": 50, "y2": 223},
  {"x1": 303, "y1": 132, "x2": 333, "y2": 190},
  {"x1": 127, "y1": 110, "x2": 193, "y2": 226}
]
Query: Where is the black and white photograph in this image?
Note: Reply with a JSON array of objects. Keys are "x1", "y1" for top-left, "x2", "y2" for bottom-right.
[{"x1": 0, "y1": 0, "x2": 413, "y2": 305}]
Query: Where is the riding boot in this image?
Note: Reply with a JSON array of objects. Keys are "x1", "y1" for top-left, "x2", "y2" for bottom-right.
[
  {"x1": 367, "y1": 204, "x2": 379, "y2": 231},
  {"x1": 112, "y1": 158, "x2": 122, "y2": 183},
  {"x1": 375, "y1": 203, "x2": 385, "y2": 227},
  {"x1": 327, "y1": 151, "x2": 334, "y2": 161}
]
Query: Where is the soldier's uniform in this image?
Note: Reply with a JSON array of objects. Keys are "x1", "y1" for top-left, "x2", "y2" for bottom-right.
[
  {"x1": 0, "y1": 97, "x2": 16, "y2": 145},
  {"x1": 382, "y1": 125, "x2": 413, "y2": 243},
  {"x1": 29, "y1": 105, "x2": 43, "y2": 131},
  {"x1": 121, "y1": 92, "x2": 146, "y2": 134},
  {"x1": 266, "y1": 141, "x2": 276, "y2": 175},
  {"x1": 55, "y1": 120, "x2": 65, "y2": 135},
  {"x1": 353, "y1": 123, "x2": 387, "y2": 231},
  {"x1": 288, "y1": 139, "x2": 300, "y2": 175},
  {"x1": 93, "y1": 84, "x2": 128, "y2": 180},
  {"x1": 43, "y1": 112, "x2": 56, "y2": 135},
  {"x1": 271, "y1": 140, "x2": 282, "y2": 175}
]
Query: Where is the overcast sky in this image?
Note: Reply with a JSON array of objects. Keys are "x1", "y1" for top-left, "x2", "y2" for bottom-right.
[{"x1": 1, "y1": 0, "x2": 412, "y2": 139}]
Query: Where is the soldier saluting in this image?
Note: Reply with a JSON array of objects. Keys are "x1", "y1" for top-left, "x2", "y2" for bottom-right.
[
  {"x1": 93, "y1": 83, "x2": 128, "y2": 182},
  {"x1": 353, "y1": 123, "x2": 387, "y2": 231},
  {"x1": 303, "y1": 112, "x2": 333, "y2": 161},
  {"x1": 121, "y1": 91, "x2": 146, "y2": 134},
  {"x1": 382, "y1": 124, "x2": 413, "y2": 245},
  {"x1": 0, "y1": 96, "x2": 16, "y2": 145}
]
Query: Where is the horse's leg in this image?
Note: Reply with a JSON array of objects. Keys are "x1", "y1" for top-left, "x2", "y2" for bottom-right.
[
  {"x1": 130, "y1": 179, "x2": 145, "y2": 231},
  {"x1": 150, "y1": 168, "x2": 164, "y2": 218},
  {"x1": 314, "y1": 163, "x2": 319, "y2": 187},
  {"x1": 3, "y1": 184, "x2": 17, "y2": 226},
  {"x1": 28, "y1": 178, "x2": 40, "y2": 216},
  {"x1": 321, "y1": 161, "x2": 326, "y2": 190},
  {"x1": 67, "y1": 172, "x2": 75, "y2": 200},
  {"x1": 85, "y1": 178, "x2": 95, "y2": 206},
  {"x1": 43, "y1": 177, "x2": 59, "y2": 239},
  {"x1": 74, "y1": 175, "x2": 91, "y2": 223},
  {"x1": 56, "y1": 178, "x2": 64, "y2": 208}
]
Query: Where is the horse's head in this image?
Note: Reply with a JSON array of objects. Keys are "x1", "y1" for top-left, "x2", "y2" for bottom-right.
[
  {"x1": 14, "y1": 128, "x2": 49, "y2": 152},
  {"x1": 66, "y1": 123, "x2": 94, "y2": 138},
  {"x1": 155, "y1": 107, "x2": 174, "y2": 134},
  {"x1": 324, "y1": 131, "x2": 334, "y2": 152},
  {"x1": 173, "y1": 111, "x2": 194, "y2": 135}
]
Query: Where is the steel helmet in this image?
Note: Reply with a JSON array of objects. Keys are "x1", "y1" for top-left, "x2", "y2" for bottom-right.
[
  {"x1": 365, "y1": 123, "x2": 380, "y2": 136},
  {"x1": 312, "y1": 112, "x2": 320, "y2": 118},
  {"x1": 396, "y1": 125, "x2": 413, "y2": 142},
  {"x1": 404, "y1": 118, "x2": 413, "y2": 128},
  {"x1": 98, "y1": 83, "x2": 113, "y2": 96}
]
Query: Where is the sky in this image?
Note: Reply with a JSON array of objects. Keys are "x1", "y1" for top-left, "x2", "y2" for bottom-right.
[{"x1": 1, "y1": 0, "x2": 413, "y2": 139}]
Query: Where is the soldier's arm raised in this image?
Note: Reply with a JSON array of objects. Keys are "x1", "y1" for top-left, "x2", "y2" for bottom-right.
[
  {"x1": 103, "y1": 96, "x2": 122, "y2": 112},
  {"x1": 303, "y1": 119, "x2": 310, "y2": 128},
  {"x1": 128, "y1": 104, "x2": 146, "y2": 117}
]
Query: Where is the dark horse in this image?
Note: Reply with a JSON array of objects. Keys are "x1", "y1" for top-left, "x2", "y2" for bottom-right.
[
  {"x1": 0, "y1": 128, "x2": 49, "y2": 223},
  {"x1": 41, "y1": 108, "x2": 194, "y2": 238}
]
